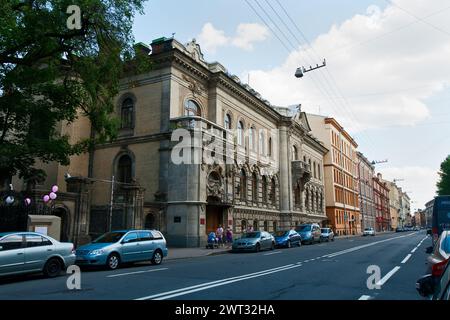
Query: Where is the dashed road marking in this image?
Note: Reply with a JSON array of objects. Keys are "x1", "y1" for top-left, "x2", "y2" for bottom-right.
[
  {"x1": 263, "y1": 251, "x2": 282, "y2": 256},
  {"x1": 401, "y1": 254, "x2": 412, "y2": 264},
  {"x1": 107, "y1": 268, "x2": 168, "y2": 278},
  {"x1": 358, "y1": 295, "x2": 372, "y2": 300},
  {"x1": 376, "y1": 266, "x2": 401, "y2": 286}
]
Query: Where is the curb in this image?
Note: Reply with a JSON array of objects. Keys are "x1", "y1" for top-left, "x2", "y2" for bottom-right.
[{"x1": 165, "y1": 249, "x2": 231, "y2": 261}]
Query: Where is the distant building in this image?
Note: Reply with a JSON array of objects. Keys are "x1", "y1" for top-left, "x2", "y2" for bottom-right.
[
  {"x1": 308, "y1": 115, "x2": 360, "y2": 235},
  {"x1": 357, "y1": 152, "x2": 376, "y2": 230},
  {"x1": 373, "y1": 173, "x2": 390, "y2": 232},
  {"x1": 424, "y1": 199, "x2": 434, "y2": 228},
  {"x1": 382, "y1": 180, "x2": 401, "y2": 231},
  {"x1": 399, "y1": 190, "x2": 411, "y2": 227}
]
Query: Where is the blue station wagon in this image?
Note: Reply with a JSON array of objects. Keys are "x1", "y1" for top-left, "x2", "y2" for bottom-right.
[{"x1": 75, "y1": 230, "x2": 168, "y2": 270}]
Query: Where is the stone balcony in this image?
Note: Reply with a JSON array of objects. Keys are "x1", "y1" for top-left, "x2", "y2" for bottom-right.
[{"x1": 291, "y1": 160, "x2": 311, "y2": 186}]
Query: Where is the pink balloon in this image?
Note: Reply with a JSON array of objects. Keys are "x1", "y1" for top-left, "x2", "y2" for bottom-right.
[
  {"x1": 52, "y1": 185, "x2": 59, "y2": 193},
  {"x1": 43, "y1": 195, "x2": 50, "y2": 203},
  {"x1": 25, "y1": 198, "x2": 31, "y2": 206},
  {"x1": 49, "y1": 192, "x2": 57, "y2": 200}
]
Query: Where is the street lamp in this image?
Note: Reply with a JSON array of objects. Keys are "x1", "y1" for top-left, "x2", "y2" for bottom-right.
[{"x1": 295, "y1": 59, "x2": 327, "y2": 78}]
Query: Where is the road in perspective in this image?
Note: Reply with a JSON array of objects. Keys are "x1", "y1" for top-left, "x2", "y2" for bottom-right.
[{"x1": 0, "y1": 231, "x2": 429, "y2": 300}]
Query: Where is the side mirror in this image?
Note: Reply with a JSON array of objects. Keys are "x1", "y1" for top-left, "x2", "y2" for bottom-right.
[
  {"x1": 416, "y1": 274, "x2": 435, "y2": 297},
  {"x1": 427, "y1": 229, "x2": 432, "y2": 235},
  {"x1": 426, "y1": 246, "x2": 433, "y2": 254}
]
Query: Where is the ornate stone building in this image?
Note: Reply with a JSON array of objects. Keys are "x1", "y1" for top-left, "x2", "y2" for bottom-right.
[
  {"x1": 373, "y1": 173, "x2": 391, "y2": 232},
  {"x1": 13, "y1": 37, "x2": 328, "y2": 247}
]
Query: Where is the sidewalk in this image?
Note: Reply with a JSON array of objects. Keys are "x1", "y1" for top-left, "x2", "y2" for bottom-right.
[{"x1": 166, "y1": 246, "x2": 231, "y2": 261}]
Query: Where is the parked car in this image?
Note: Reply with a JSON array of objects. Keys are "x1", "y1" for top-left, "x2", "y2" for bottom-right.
[
  {"x1": 320, "y1": 228, "x2": 334, "y2": 242},
  {"x1": 396, "y1": 227, "x2": 404, "y2": 232},
  {"x1": 75, "y1": 230, "x2": 168, "y2": 270},
  {"x1": 363, "y1": 227, "x2": 376, "y2": 236},
  {"x1": 232, "y1": 231, "x2": 275, "y2": 252},
  {"x1": 273, "y1": 230, "x2": 301, "y2": 248},
  {"x1": 417, "y1": 258, "x2": 450, "y2": 300},
  {"x1": 295, "y1": 224, "x2": 322, "y2": 244},
  {"x1": 425, "y1": 230, "x2": 450, "y2": 279},
  {"x1": 0, "y1": 232, "x2": 76, "y2": 278}
]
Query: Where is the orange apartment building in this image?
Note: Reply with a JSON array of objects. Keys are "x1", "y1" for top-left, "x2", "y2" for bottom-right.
[{"x1": 308, "y1": 115, "x2": 361, "y2": 235}]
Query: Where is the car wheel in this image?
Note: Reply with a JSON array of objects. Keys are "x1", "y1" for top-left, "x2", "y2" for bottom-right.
[
  {"x1": 151, "y1": 250, "x2": 163, "y2": 265},
  {"x1": 287, "y1": 240, "x2": 291, "y2": 248},
  {"x1": 106, "y1": 253, "x2": 120, "y2": 270},
  {"x1": 255, "y1": 243, "x2": 261, "y2": 253},
  {"x1": 270, "y1": 242, "x2": 275, "y2": 250},
  {"x1": 331, "y1": 237, "x2": 335, "y2": 242},
  {"x1": 43, "y1": 258, "x2": 62, "y2": 278},
  {"x1": 297, "y1": 240, "x2": 302, "y2": 247}
]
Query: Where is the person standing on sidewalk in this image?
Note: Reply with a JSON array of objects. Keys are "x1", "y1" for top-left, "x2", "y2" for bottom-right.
[
  {"x1": 216, "y1": 225, "x2": 224, "y2": 247},
  {"x1": 226, "y1": 227, "x2": 233, "y2": 247}
]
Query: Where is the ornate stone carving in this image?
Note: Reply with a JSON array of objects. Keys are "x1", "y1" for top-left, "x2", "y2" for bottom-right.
[
  {"x1": 207, "y1": 171, "x2": 224, "y2": 198},
  {"x1": 182, "y1": 74, "x2": 206, "y2": 97}
]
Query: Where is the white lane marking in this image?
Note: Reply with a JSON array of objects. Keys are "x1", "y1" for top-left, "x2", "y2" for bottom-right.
[
  {"x1": 376, "y1": 266, "x2": 401, "y2": 286},
  {"x1": 358, "y1": 295, "x2": 372, "y2": 300},
  {"x1": 263, "y1": 251, "x2": 282, "y2": 256},
  {"x1": 401, "y1": 254, "x2": 412, "y2": 264},
  {"x1": 411, "y1": 247, "x2": 417, "y2": 253},
  {"x1": 136, "y1": 264, "x2": 302, "y2": 300},
  {"x1": 324, "y1": 233, "x2": 417, "y2": 258},
  {"x1": 107, "y1": 268, "x2": 168, "y2": 278}
]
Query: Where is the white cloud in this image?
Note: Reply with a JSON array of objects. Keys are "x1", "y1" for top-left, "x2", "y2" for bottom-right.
[
  {"x1": 379, "y1": 166, "x2": 439, "y2": 210},
  {"x1": 232, "y1": 23, "x2": 270, "y2": 50},
  {"x1": 196, "y1": 22, "x2": 269, "y2": 53},
  {"x1": 244, "y1": 0, "x2": 450, "y2": 132},
  {"x1": 197, "y1": 22, "x2": 229, "y2": 53}
]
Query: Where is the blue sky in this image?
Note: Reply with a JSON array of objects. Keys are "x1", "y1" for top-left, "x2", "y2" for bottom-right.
[{"x1": 133, "y1": 0, "x2": 450, "y2": 210}]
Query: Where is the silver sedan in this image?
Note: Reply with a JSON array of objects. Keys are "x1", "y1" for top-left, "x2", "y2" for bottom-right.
[{"x1": 0, "y1": 232, "x2": 76, "y2": 278}]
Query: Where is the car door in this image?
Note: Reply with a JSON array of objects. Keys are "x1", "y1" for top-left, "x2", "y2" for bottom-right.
[
  {"x1": 23, "y1": 234, "x2": 54, "y2": 272},
  {"x1": 289, "y1": 230, "x2": 299, "y2": 244},
  {"x1": 0, "y1": 234, "x2": 25, "y2": 276},
  {"x1": 120, "y1": 232, "x2": 140, "y2": 262},
  {"x1": 264, "y1": 232, "x2": 272, "y2": 249},
  {"x1": 138, "y1": 231, "x2": 154, "y2": 261}
]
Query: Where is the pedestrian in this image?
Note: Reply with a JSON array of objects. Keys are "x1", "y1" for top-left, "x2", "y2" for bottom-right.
[
  {"x1": 226, "y1": 227, "x2": 233, "y2": 247},
  {"x1": 216, "y1": 225, "x2": 224, "y2": 246}
]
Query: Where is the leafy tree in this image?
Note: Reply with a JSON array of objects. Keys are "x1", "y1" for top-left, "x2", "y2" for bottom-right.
[
  {"x1": 0, "y1": 0, "x2": 150, "y2": 186},
  {"x1": 437, "y1": 155, "x2": 450, "y2": 196}
]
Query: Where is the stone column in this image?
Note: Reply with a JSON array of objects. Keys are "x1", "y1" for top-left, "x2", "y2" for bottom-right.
[{"x1": 278, "y1": 124, "x2": 291, "y2": 229}]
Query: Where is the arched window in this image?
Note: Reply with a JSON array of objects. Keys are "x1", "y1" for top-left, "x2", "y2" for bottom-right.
[
  {"x1": 249, "y1": 127, "x2": 256, "y2": 151},
  {"x1": 253, "y1": 219, "x2": 259, "y2": 231},
  {"x1": 121, "y1": 98, "x2": 134, "y2": 129},
  {"x1": 259, "y1": 130, "x2": 265, "y2": 155},
  {"x1": 184, "y1": 100, "x2": 201, "y2": 116},
  {"x1": 237, "y1": 121, "x2": 244, "y2": 146},
  {"x1": 270, "y1": 178, "x2": 276, "y2": 205},
  {"x1": 273, "y1": 221, "x2": 278, "y2": 232},
  {"x1": 294, "y1": 183, "x2": 301, "y2": 208},
  {"x1": 313, "y1": 162, "x2": 317, "y2": 178},
  {"x1": 252, "y1": 172, "x2": 258, "y2": 203},
  {"x1": 263, "y1": 221, "x2": 269, "y2": 231},
  {"x1": 268, "y1": 137, "x2": 273, "y2": 157},
  {"x1": 305, "y1": 189, "x2": 310, "y2": 211},
  {"x1": 292, "y1": 146, "x2": 298, "y2": 161},
  {"x1": 240, "y1": 169, "x2": 247, "y2": 201},
  {"x1": 262, "y1": 176, "x2": 268, "y2": 204},
  {"x1": 117, "y1": 155, "x2": 133, "y2": 183},
  {"x1": 316, "y1": 191, "x2": 320, "y2": 212},
  {"x1": 224, "y1": 113, "x2": 231, "y2": 130},
  {"x1": 318, "y1": 165, "x2": 321, "y2": 181}
]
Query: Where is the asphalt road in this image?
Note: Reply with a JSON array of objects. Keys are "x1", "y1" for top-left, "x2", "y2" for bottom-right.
[{"x1": 0, "y1": 231, "x2": 430, "y2": 300}]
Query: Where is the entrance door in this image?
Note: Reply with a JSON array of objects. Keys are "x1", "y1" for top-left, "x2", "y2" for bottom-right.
[{"x1": 206, "y1": 206, "x2": 223, "y2": 235}]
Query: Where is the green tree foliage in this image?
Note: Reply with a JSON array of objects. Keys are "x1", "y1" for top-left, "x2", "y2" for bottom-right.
[
  {"x1": 0, "y1": 0, "x2": 150, "y2": 184},
  {"x1": 437, "y1": 155, "x2": 450, "y2": 196}
]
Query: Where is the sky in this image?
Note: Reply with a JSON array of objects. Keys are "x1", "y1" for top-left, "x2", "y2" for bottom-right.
[{"x1": 133, "y1": 0, "x2": 450, "y2": 211}]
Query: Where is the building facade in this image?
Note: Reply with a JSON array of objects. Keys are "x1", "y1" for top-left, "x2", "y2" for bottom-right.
[
  {"x1": 357, "y1": 152, "x2": 375, "y2": 230},
  {"x1": 424, "y1": 199, "x2": 434, "y2": 228},
  {"x1": 308, "y1": 115, "x2": 360, "y2": 235},
  {"x1": 399, "y1": 190, "x2": 411, "y2": 227},
  {"x1": 373, "y1": 173, "x2": 390, "y2": 232},
  {"x1": 13, "y1": 38, "x2": 328, "y2": 247},
  {"x1": 383, "y1": 180, "x2": 401, "y2": 231}
]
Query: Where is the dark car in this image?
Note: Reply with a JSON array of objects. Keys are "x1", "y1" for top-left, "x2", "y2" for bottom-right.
[
  {"x1": 273, "y1": 230, "x2": 302, "y2": 248},
  {"x1": 232, "y1": 231, "x2": 275, "y2": 252}
]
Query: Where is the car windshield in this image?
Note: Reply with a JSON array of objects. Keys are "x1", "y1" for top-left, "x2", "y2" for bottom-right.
[
  {"x1": 274, "y1": 231, "x2": 288, "y2": 237},
  {"x1": 92, "y1": 232, "x2": 126, "y2": 243},
  {"x1": 242, "y1": 232, "x2": 260, "y2": 239},
  {"x1": 297, "y1": 225, "x2": 311, "y2": 232},
  {"x1": 321, "y1": 229, "x2": 329, "y2": 233},
  {"x1": 365, "y1": 228, "x2": 372, "y2": 231}
]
